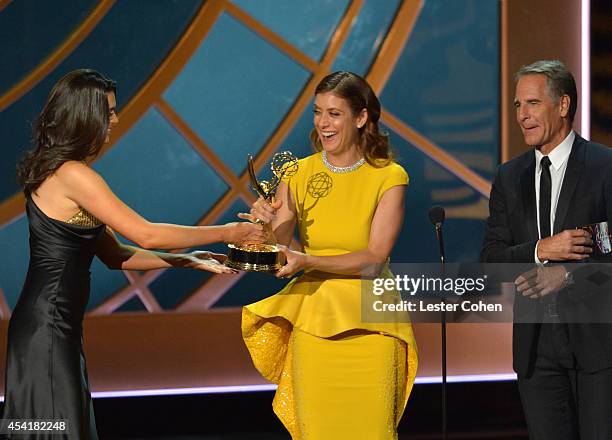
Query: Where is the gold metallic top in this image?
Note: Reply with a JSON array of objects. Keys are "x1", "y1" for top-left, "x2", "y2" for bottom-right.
[{"x1": 65, "y1": 208, "x2": 103, "y2": 227}]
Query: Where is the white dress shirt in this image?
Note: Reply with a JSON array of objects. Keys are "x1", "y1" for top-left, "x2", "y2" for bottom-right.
[{"x1": 534, "y1": 130, "x2": 575, "y2": 263}]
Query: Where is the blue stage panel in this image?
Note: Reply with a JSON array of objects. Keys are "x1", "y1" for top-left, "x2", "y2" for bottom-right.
[
  {"x1": 332, "y1": 0, "x2": 401, "y2": 75},
  {"x1": 93, "y1": 107, "x2": 228, "y2": 227},
  {"x1": 0, "y1": 0, "x2": 202, "y2": 201},
  {"x1": 386, "y1": 126, "x2": 488, "y2": 264},
  {"x1": 255, "y1": 103, "x2": 315, "y2": 184},
  {"x1": 149, "y1": 264, "x2": 214, "y2": 310},
  {"x1": 114, "y1": 294, "x2": 148, "y2": 313},
  {"x1": 0, "y1": 0, "x2": 98, "y2": 95},
  {"x1": 0, "y1": 216, "x2": 29, "y2": 309},
  {"x1": 231, "y1": 0, "x2": 350, "y2": 62},
  {"x1": 163, "y1": 12, "x2": 311, "y2": 176},
  {"x1": 272, "y1": 101, "x2": 315, "y2": 160},
  {"x1": 381, "y1": 0, "x2": 499, "y2": 181}
]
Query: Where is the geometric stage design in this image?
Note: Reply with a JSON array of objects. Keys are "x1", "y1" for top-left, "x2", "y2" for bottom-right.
[{"x1": 0, "y1": 0, "x2": 499, "y2": 319}]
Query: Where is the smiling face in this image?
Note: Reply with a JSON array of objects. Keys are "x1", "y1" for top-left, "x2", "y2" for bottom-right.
[
  {"x1": 514, "y1": 74, "x2": 571, "y2": 154},
  {"x1": 313, "y1": 92, "x2": 367, "y2": 157},
  {"x1": 106, "y1": 92, "x2": 118, "y2": 143}
]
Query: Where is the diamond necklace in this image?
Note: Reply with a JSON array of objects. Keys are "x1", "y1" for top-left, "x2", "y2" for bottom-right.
[{"x1": 322, "y1": 150, "x2": 365, "y2": 173}]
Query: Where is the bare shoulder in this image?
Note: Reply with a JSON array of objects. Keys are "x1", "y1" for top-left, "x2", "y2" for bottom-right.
[
  {"x1": 55, "y1": 161, "x2": 103, "y2": 185},
  {"x1": 54, "y1": 161, "x2": 111, "y2": 205}
]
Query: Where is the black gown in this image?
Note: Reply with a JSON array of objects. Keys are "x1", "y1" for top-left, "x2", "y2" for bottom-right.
[{"x1": 2, "y1": 197, "x2": 104, "y2": 439}]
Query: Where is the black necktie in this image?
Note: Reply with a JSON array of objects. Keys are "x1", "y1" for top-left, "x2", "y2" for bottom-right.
[{"x1": 539, "y1": 156, "x2": 552, "y2": 238}]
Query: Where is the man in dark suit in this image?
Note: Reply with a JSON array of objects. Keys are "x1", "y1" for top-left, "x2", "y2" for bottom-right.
[{"x1": 481, "y1": 60, "x2": 612, "y2": 439}]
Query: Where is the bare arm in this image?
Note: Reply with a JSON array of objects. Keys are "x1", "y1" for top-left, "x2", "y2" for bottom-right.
[
  {"x1": 276, "y1": 184, "x2": 405, "y2": 278},
  {"x1": 59, "y1": 162, "x2": 264, "y2": 249},
  {"x1": 95, "y1": 227, "x2": 235, "y2": 273}
]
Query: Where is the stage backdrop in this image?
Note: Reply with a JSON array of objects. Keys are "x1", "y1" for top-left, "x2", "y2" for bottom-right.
[{"x1": 0, "y1": 0, "x2": 516, "y2": 395}]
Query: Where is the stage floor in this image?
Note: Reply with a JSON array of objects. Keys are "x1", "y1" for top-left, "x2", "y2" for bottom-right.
[
  {"x1": 92, "y1": 381, "x2": 528, "y2": 439},
  {"x1": 0, "y1": 382, "x2": 528, "y2": 439}
]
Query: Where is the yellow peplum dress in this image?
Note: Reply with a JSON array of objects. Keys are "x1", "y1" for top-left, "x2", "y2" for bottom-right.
[{"x1": 242, "y1": 152, "x2": 418, "y2": 439}]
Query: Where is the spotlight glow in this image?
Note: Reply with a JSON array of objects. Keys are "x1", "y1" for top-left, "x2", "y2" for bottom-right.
[
  {"x1": 89, "y1": 373, "x2": 518, "y2": 399},
  {"x1": 92, "y1": 384, "x2": 278, "y2": 399},
  {"x1": 581, "y1": 0, "x2": 590, "y2": 139},
  {"x1": 414, "y1": 373, "x2": 517, "y2": 384},
  {"x1": 0, "y1": 374, "x2": 518, "y2": 402}
]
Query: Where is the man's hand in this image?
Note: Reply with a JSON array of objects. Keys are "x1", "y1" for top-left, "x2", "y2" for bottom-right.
[
  {"x1": 515, "y1": 266, "x2": 569, "y2": 298},
  {"x1": 537, "y1": 229, "x2": 592, "y2": 261}
]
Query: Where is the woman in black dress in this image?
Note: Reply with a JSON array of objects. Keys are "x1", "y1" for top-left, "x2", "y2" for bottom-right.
[{"x1": 1, "y1": 69, "x2": 264, "y2": 439}]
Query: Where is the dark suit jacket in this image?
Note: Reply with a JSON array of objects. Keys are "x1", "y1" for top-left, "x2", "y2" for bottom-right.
[{"x1": 481, "y1": 134, "x2": 612, "y2": 376}]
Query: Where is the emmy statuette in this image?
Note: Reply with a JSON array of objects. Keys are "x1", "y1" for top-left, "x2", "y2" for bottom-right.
[{"x1": 226, "y1": 151, "x2": 298, "y2": 272}]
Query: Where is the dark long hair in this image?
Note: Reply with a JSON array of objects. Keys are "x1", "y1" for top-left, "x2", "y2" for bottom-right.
[
  {"x1": 309, "y1": 71, "x2": 394, "y2": 166},
  {"x1": 17, "y1": 69, "x2": 116, "y2": 195}
]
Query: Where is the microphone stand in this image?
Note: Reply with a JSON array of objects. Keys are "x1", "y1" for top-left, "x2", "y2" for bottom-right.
[{"x1": 435, "y1": 222, "x2": 447, "y2": 440}]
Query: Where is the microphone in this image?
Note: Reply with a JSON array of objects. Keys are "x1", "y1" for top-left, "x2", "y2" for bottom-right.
[
  {"x1": 428, "y1": 206, "x2": 448, "y2": 440},
  {"x1": 428, "y1": 206, "x2": 445, "y2": 265},
  {"x1": 428, "y1": 205, "x2": 445, "y2": 226}
]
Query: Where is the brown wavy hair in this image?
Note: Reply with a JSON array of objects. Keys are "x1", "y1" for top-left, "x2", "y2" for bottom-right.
[
  {"x1": 17, "y1": 69, "x2": 116, "y2": 195},
  {"x1": 309, "y1": 71, "x2": 394, "y2": 167}
]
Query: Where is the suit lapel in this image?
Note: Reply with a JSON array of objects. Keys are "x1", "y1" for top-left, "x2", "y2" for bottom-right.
[
  {"x1": 553, "y1": 136, "x2": 586, "y2": 234},
  {"x1": 520, "y1": 155, "x2": 538, "y2": 240}
]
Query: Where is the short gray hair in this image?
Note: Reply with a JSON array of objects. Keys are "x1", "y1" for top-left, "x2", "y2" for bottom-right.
[{"x1": 515, "y1": 60, "x2": 577, "y2": 123}]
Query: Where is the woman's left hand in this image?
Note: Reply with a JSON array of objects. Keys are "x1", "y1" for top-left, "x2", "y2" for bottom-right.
[
  {"x1": 174, "y1": 251, "x2": 238, "y2": 274},
  {"x1": 275, "y1": 245, "x2": 308, "y2": 279}
]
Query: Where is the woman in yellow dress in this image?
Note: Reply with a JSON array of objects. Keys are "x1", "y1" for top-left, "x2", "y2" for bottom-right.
[{"x1": 241, "y1": 71, "x2": 418, "y2": 439}]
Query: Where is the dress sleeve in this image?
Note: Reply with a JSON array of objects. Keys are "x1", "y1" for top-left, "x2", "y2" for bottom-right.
[{"x1": 377, "y1": 163, "x2": 409, "y2": 202}]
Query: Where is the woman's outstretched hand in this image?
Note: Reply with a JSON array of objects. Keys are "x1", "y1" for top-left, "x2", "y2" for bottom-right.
[
  {"x1": 223, "y1": 221, "x2": 266, "y2": 245},
  {"x1": 173, "y1": 251, "x2": 237, "y2": 274}
]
